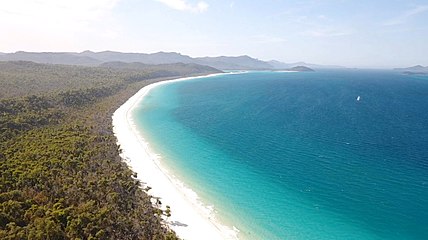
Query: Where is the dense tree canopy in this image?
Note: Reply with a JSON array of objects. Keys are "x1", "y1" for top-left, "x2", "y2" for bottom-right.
[{"x1": 0, "y1": 61, "x2": 220, "y2": 239}]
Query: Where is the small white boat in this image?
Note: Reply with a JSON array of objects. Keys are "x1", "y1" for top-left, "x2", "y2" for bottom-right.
[{"x1": 356, "y1": 96, "x2": 361, "y2": 101}]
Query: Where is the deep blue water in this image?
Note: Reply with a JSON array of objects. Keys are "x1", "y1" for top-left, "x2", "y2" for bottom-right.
[{"x1": 133, "y1": 70, "x2": 428, "y2": 239}]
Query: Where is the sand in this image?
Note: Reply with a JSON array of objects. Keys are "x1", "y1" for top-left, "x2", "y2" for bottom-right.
[{"x1": 112, "y1": 73, "x2": 239, "y2": 240}]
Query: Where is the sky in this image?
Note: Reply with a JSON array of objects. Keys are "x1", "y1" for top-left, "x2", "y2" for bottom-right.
[{"x1": 1, "y1": 0, "x2": 427, "y2": 68}]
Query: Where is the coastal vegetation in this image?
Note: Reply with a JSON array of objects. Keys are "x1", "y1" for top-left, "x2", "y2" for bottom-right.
[{"x1": 0, "y1": 61, "x2": 220, "y2": 239}]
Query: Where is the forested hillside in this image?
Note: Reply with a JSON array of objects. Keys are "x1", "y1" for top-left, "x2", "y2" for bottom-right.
[{"x1": 0, "y1": 61, "x2": 220, "y2": 239}]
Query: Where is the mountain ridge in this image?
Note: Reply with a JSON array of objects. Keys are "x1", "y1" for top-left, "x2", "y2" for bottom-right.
[{"x1": 0, "y1": 51, "x2": 343, "y2": 70}]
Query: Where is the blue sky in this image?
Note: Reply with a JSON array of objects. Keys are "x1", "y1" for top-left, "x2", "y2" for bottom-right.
[{"x1": 1, "y1": 0, "x2": 428, "y2": 68}]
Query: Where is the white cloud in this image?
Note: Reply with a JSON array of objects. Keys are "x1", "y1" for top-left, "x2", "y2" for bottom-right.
[
  {"x1": 155, "y1": 0, "x2": 208, "y2": 13},
  {"x1": 301, "y1": 28, "x2": 352, "y2": 38},
  {"x1": 382, "y1": 5, "x2": 428, "y2": 26},
  {"x1": 250, "y1": 35, "x2": 287, "y2": 44},
  {"x1": 0, "y1": 0, "x2": 121, "y2": 51}
]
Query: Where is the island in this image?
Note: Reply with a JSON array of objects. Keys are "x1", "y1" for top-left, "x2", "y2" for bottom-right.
[
  {"x1": 288, "y1": 66, "x2": 315, "y2": 72},
  {"x1": 394, "y1": 65, "x2": 428, "y2": 75}
]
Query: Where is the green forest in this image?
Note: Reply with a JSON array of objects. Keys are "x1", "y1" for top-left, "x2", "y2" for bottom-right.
[{"x1": 0, "y1": 61, "x2": 220, "y2": 239}]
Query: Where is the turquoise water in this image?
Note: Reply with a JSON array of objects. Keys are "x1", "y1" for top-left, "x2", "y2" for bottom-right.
[{"x1": 132, "y1": 70, "x2": 428, "y2": 239}]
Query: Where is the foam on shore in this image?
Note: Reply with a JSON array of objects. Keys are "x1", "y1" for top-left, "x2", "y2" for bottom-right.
[{"x1": 112, "y1": 73, "x2": 239, "y2": 240}]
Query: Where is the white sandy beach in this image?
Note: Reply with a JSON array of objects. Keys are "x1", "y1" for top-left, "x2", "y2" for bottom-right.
[{"x1": 112, "y1": 73, "x2": 239, "y2": 240}]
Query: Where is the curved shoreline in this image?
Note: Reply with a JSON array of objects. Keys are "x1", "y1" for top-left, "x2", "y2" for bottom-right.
[{"x1": 112, "y1": 73, "x2": 239, "y2": 240}]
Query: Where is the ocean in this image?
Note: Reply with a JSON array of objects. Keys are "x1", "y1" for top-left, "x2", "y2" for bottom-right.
[{"x1": 132, "y1": 70, "x2": 428, "y2": 239}]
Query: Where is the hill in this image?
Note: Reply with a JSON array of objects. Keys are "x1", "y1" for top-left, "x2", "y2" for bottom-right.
[
  {"x1": 195, "y1": 55, "x2": 272, "y2": 70},
  {"x1": 79, "y1": 51, "x2": 194, "y2": 64},
  {"x1": 0, "y1": 51, "x2": 341, "y2": 70},
  {"x1": 99, "y1": 61, "x2": 219, "y2": 74},
  {"x1": 0, "y1": 51, "x2": 101, "y2": 66}
]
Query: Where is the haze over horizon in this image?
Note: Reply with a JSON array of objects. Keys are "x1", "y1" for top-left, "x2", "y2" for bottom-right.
[{"x1": 1, "y1": 0, "x2": 428, "y2": 68}]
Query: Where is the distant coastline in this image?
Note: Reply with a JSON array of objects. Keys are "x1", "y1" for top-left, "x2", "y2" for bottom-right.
[{"x1": 0, "y1": 50, "x2": 344, "y2": 71}]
